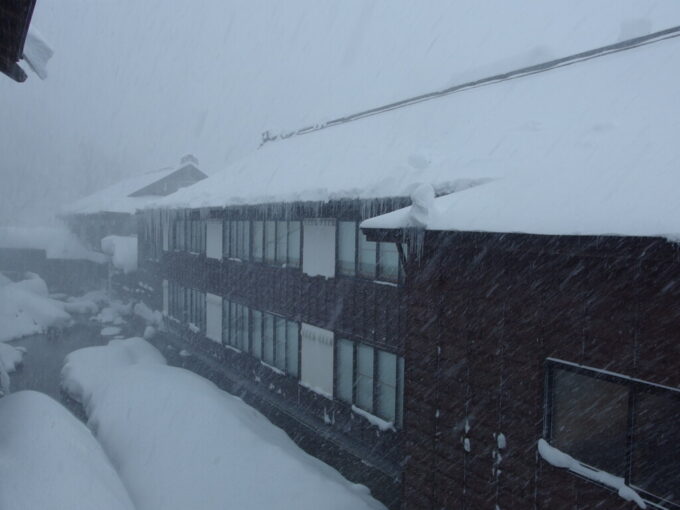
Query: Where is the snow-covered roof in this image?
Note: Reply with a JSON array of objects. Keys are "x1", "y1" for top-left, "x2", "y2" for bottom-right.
[
  {"x1": 62, "y1": 158, "x2": 205, "y2": 215},
  {"x1": 345, "y1": 36, "x2": 680, "y2": 240}
]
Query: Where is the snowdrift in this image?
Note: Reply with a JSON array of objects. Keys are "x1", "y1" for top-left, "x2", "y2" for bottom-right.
[
  {"x1": 62, "y1": 338, "x2": 386, "y2": 510},
  {"x1": 0, "y1": 391, "x2": 135, "y2": 510}
]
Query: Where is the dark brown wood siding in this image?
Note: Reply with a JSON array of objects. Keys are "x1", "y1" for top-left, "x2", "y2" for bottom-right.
[{"x1": 403, "y1": 231, "x2": 680, "y2": 510}]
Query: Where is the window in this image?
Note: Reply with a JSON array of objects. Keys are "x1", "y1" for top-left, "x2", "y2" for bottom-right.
[
  {"x1": 358, "y1": 230, "x2": 377, "y2": 279},
  {"x1": 252, "y1": 221, "x2": 264, "y2": 262},
  {"x1": 356, "y1": 344, "x2": 374, "y2": 412},
  {"x1": 275, "y1": 316, "x2": 287, "y2": 370},
  {"x1": 251, "y1": 310, "x2": 263, "y2": 359},
  {"x1": 223, "y1": 220, "x2": 250, "y2": 260},
  {"x1": 262, "y1": 312, "x2": 275, "y2": 364},
  {"x1": 264, "y1": 221, "x2": 276, "y2": 264},
  {"x1": 222, "y1": 300, "x2": 249, "y2": 351},
  {"x1": 545, "y1": 359, "x2": 680, "y2": 507},
  {"x1": 335, "y1": 338, "x2": 354, "y2": 403},
  {"x1": 337, "y1": 221, "x2": 356, "y2": 276},
  {"x1": 376, "y1": 350, "x2": 397, "y2": 422},
  {"x1": 378, "y1": 242, "x2": 399, "y2": 283},
  {"x1": 287, "y1": 221, "x2": 301, "y2": 268},
  {"x1": 286, "y1": 320, "x2": 299, "y2": 376},
  {"x1": 276, "y1": 221, "x2": 288, "y2": 265},
  {"x1": 188, "y1": 220, "x2": 205, "y2": 254}
]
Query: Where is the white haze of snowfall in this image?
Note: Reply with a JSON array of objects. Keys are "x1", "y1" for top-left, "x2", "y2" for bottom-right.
[
  {"x1": 0, "y1": 226, "x2": 106, "y2": 262},
  {"x1": 101, "y1": 235, "x2": 138, "y2": 274},
  {"x1": 2, "y1": 1, "x2": 680, "y2": 226},
  {"x1": 361, "y1": 35, "x2": 680, "y2": 240},
  {"x1": 0, "y1": 391, "x2": 135, "y2": 510},
  {"x1": 61, "y1": 338, "x2": 386, "y2": 510}
]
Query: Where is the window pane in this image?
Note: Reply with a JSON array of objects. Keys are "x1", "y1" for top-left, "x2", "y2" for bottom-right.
[
  {"x1": 230, "y1": 221, "x2": 238, "y2": 259},
  {"x1": 338, "y1": 221, "x2": 356, "y2": 276},
  {"x1": 236, "y1": 304, "x2": 247, "y2": 351},
  {"x1": 336, "y1": 339, "x2": 354, "y2": 403},
  {"x1": 222, "y1": 221, "x2": 230, "y2": 257},
  {"x1": 251, "y1": 310, "x2": 262, "y2": 359},
  {"x1": 376, "y1": 350, "x2": 397, "y2": 421},
  {"x1": 551, "y1": 368, "x2": 629, "y2": 475},
  {"x1": 222, "y1": 298, "x2": 230, "y2": 344},
  {"x1": 358, "y1": 231, "x2": 376, "y2": 279},
  {"x1": 356, "y1": 344, "x2": 374, "y2": 412},
  {"x1": 276, "y1": 221, "x2": 288, "y2": 265},
  {"x1": 275, "y1": 316, "x2": 287, "y2": 370},
  {"x1": 286, "y1": 321, "x2": 299, "y2": 377},
  {"x1": 287, "y1": 221, "x2": 301, "y2": 268},
  {"x1": 240, "y1": 221, "x2": 250, "y2": 260},
  {"x1": 378, "y1": 242, "x2": 399, "y2": 282},
  {"x1": 262, "y1": 313, "x2": 274, "y2": 364},
  {"x1": 252, "y1": 221, "x2": 264, "y2": 262},
  {"x1": 631, "y1": 391, "x2": 680, "y2": 504},
  {"x1": 265, "y1": 221, "x2": 276, "y2": 264}
]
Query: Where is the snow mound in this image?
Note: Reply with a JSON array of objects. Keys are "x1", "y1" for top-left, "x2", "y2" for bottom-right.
[
  {"x1": 134, "y1": 301, "x2": 163, "y2": 327},
  {"x1": 101, "y1": 326, "x2": 122, "y2": 337},
  {"x1": 61, "y1": 338, "x2": 385, "y2": 510},
  {"x1": 0, "y1": 275, "x2": 72, "y2": 343},
  {"x1": 0, "y1": 343, "x2": 25, "y2": 373},
  {"x1": 101, "y1": 236, "x2": 138, "y2": 274},
  {"x1": 0, "y1": 391, "x2": 135, "y2": 510}
]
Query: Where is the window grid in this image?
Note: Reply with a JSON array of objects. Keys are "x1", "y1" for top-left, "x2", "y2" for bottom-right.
[{"x1": 545, "y1": 359, "x2": 680, "y2": 508}]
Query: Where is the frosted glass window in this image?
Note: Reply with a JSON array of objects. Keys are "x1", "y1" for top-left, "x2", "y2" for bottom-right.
[
  {"x1": 222, "y1": 221, "x2": 230, "y2": 257},
  {"x1": 338, "y1": 221, "x2": 356, "y2": 276},
  {"x1": 264, "y1": 221, "x2": 276, "y2": 264},
  {"x1": 262, "y1": 313, "x2": 274, "y2": 364},
  {"x1": 376, "y1": 350, "x2": 397, "y2": 422},
  {"x1": 358, "y1": 231, "x2": 377, "y2": 279},
  {"x1": 251, "y1": 310, "x2": 262, "y2": 359},
  {"x1": 236, "y1": 221, "x2": 250, "y2": 260},
  {"x1": 286, "y1": 320, "x2": 299, "y2": 377},
  {"x1": 252, "y1": 221, "x2": 264, "y2": 262},
  {"x1": 287, "y1": 221, "x2": 301, "y2": 268},
  {"x1": 356, "y1": 344, "x2": 374, "y2": 412},
  {"x1": 336, "y1": 338, "x2": 354, "y2": 404},
  {"x1": 276, "y1": 221, "x2": 288, "y2": 265},
  {"x1": 378, "y1": 242, "x2": 399, "y2": 282}
]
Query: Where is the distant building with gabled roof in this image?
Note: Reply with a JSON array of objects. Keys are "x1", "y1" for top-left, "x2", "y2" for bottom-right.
[{"x1": 62, "y1": 155, "x2": 207, "y2": 251}]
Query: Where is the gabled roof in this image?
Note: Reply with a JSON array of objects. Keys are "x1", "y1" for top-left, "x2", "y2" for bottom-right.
[
  {"x1": 62, "y1": 158, "x2": 207, "y2": 216},
  {"x1": 361, "y1": 35, "x2": 680, "y2": 240}
]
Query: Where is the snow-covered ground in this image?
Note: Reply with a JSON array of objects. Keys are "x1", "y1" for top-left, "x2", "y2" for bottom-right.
[
  {"x1": 0, "y1": 391, "x2": 135, "y2": 510},
  {"x1": 0, "y1": 273, "x2": 72, "y2": 343},
  {"x1": 62, "y1": 338, "x2": 386, "y2": 510}
]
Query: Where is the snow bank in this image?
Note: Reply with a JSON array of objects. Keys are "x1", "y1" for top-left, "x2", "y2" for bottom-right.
[
  {"x1": 0, "y1": 342, "x2": 25, "y2": 372},
  {"x1": 537, "y1": 439, "x2": 646, "y2": 508},
  {"x1": 101, "y1": 236, "x2": 138, "y2": 273},
  {"x1": 133, "y1": 301, "x2": 163, "y2": 327},
  {"x1": 0, "y1": 391, "x2": 135, "y2": 510},
  {"x1": 62, "y1": 338, "x2": 385, "y2": 510},
  {"x1": 0, "y1": 275, "x2": 71, "y2": 343},
  {"x1": 0, "y1": 226, "x2": 107, "y2": 262}
]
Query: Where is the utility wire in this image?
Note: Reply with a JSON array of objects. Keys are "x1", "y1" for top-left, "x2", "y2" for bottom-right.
[{"x1": 261, "y1": 24, "x2": 680, "y2": 146}]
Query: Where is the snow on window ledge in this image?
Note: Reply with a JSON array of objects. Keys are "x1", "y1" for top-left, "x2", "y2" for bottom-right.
[
  {"x1": 537, "y1": 439, "x2": 647, "y2": 509},
  {"x1": 351, "y1": 405, "x2": 396, "y2": 432}
]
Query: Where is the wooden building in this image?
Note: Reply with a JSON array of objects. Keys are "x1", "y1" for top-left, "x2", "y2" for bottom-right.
[
  {"x1": 136, "y1": 29, "x2": 679, "y2": 510},
  {"x1": 62, "y1": 155, "x2": 207, "y2": 251}
]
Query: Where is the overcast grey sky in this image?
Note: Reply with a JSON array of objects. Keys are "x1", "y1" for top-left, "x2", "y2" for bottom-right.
[{"x1": 2, "y1": 0, "x2": 679, "y2": 226}]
